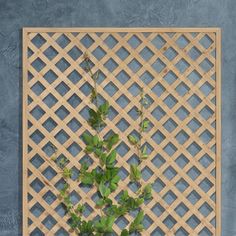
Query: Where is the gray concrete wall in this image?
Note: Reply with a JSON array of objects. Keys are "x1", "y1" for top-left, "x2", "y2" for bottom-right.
[{"x1": 0, "y1": 0, "x2": 234, "y2": 235}]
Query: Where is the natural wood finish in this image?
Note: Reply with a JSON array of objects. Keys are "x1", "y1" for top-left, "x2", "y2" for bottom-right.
[
  {"x1": 22, "y1": 28, "x2": 221, "y2": 236},
  {"x1": 215, "y1": 28, "x2": 221, "y2": 236}
]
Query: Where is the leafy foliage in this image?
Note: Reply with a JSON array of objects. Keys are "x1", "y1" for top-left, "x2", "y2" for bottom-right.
[
  {"x1": 130, "y1": 164, "x2": 141, "y2": 182},
  {"x1": 88, "y1": 102, "x2": 109, "y2": 130},
  {"x1": 50, "y1": 53, "x2": 154, "y2": 235},
  {"x1": 128, "y1": 135, "x2": 138, "y2": 146},
  {"x1": 105, "y1": 133, "x2": 119, "y2": 151},
  {"x1": 99, "y1": 181, "x2": 111, "y2": 198},
  {"x1": 94, "y1": 216, "x2": 115, "y2": 233},
  {"x1": 79, "y1": 220, "x2": 94, "y2": 234},
  {"x1": 129, "y1": 211, "x2": 144, "y2": 233},
  {"x1": 118, "y1": 190, "x2": 144, "y2": 211},
  {"x1": 121, "y1": 229, "x2": 129, "y2": 236},
  {"x1": 141, "y1": 183, "x2": 153, "y2": 200}
]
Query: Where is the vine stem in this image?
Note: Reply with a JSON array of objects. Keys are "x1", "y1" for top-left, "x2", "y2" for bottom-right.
[
  {"x1": 139, "y1": 88, "x2": 144, "y2": 160},
  {"x1": 137, "y1": 88, "x2": 145, "y2": 188},
  {"x1": 85, "y1": 57, "x2": 101, "y2": 137},
  {"x1": 84, "y1": 55, "x2": 104, "y2": 217}
]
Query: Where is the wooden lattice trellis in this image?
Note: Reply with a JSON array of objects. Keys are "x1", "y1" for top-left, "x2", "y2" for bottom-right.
[{"x1": 22, "y1": 28, "x2": 221, "y2": 236}]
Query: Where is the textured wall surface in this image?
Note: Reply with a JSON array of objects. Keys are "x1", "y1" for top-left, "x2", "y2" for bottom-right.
[{"x1": 0, "y1": 0, "x2": 234, "y2": 235}]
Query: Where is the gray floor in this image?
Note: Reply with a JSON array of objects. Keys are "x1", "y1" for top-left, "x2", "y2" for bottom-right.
[{"x1": 0, "y1": 0, "x2": 235, "y2": 235}]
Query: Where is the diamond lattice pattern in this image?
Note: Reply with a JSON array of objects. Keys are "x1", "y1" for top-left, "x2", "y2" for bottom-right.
[{"x1": 25, "y1": 29, "x2": 218, "y2": 236}]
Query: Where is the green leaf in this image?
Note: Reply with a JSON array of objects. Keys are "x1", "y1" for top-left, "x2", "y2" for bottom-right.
[
  {"x1": 136, "y1": 198, "x2": 144, "y2": 206},
  {"x1": 129, "y1": 210, "x2": 144, "y2": 233},
  {"x1": 141, "y1": 154, "x2": 148, "y2": 160},
  {"x1": 103, "y1": 167, "x2": 119, "y2": 182},
  {"x1": 121, "y1": 229, "x2": 129, "y2": 236},
  {"x1": 75, "y1": 204, "x2": 85, "y2": 214},
  {"x1": 92, "y1": 135, "x2": 99, "y2": 146},
  {"x1": 141, "y1": 119, "x2": 150, "y2": 131},
  {"x1": 99, "y1": 181, "x2": 111, "y2": 198},
  {"x1": 99, "y1": 181, "x2": 106, "y2": 196},
  {"x1": 88, "y1": 108, "x2": 105, "y2": 130},
  {"x1": 85, "y1": 145, "x2": 94, "y2": 154},
  {"x1": 89, "y1": 108, "x2": 97, "y2": 117},
  {"x1": 98, "y1": 101, "x2": 109, "y2": 116},
  {"x1": 120, "y1": 190, "x2": 129, "y2": 202},
  {"x1": 142, "y1": 183, "x2": 153, "y2": 200},
  {"x1": 82, "y1": 132, "x2": 93, "y2": 145},
  {"x1": 99, "y1": 153, "x2": 107, "y2": 166},
  {"x1": 94, "y1": 216, "x2": 115, "y2": 233},
  {"x1": 134, "y1": 211, "x2": 144, "y2": 224},
  {"x1": 142, "y1": 95, "x2": 149, "y2": 106},
  {"x1": 109, "y1": 182, "x2": 117, "y2": 192},
  {"x1": 106, "y1": 133, "x2": 119, "y2": 150},
  {"x1": 130, "y1": 164, "x2": 141, "y2": 182},
  {"x1": 79, "y1": 220, "x2": 94, "y2": 234},
  {"x1": 105, "y1": 205, "x2": 127, "y2": 217},
  {"x1": 106, "y1": 150, "x2": 116, "y2": 168},
  {"x1": 142, "y1": 145, "x2": 147, "y2": 154},
  {"x1": 51, "y1": 151, "x2": 57, "y2": 161},
  {"x1": 106, "y1": 216, "x2": 115, "y2": 230},
  {"x1": 140, "y1": 145, "x2": 149, "y2": 160},
  {"x1": 109, "y1": 175, "x2": 120, "y2": 191},
  {"x1": 94, "y1": 172, "x2": 103, "y2": 184},
  {"x1": 80, "y1": 162, "x2": 89, "y2": 172},
  {"x1": 111, "y1": 175, "x2": 120, "y2": 184},
  {"x1": 69, "y1": 212, "x2": 81, "y2": 229},
  {"x1": 94, "y1": 148, "x2": 103, "y2": 157},
  {"x1": 105, "y1": 198, "x2": 113, "y2": 205},
  {"x1": 63, "y1": 167, "x2": 72, "y2": 179},
  {"x1": 128, "y1": 135, "x2": 138, "y2": 145},
  {"x1": 63, "y1": 195, "x2": 73, "y2": 210},
  {"x1": 96, "y1": 199, "x2": 105, "y2": 207},
  {"x1": 118, "y1": 190, "x2": 144, "y2": 212},
  {"x1": 80, "y1": 172, "x2": 94, "y2": 185}
]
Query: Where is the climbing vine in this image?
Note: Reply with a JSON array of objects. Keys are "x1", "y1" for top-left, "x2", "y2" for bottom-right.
[
  {"x1": 128, "y1": 88, "x2": 152, "y2": 200},
  {"x1": 51, "y1": 53, "x2": 153, "y2": 235}
]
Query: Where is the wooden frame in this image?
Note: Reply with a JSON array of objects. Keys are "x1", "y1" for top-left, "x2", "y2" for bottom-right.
[{"x1": 22, "y1": 28, "x2": 221, "y2": 235}]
